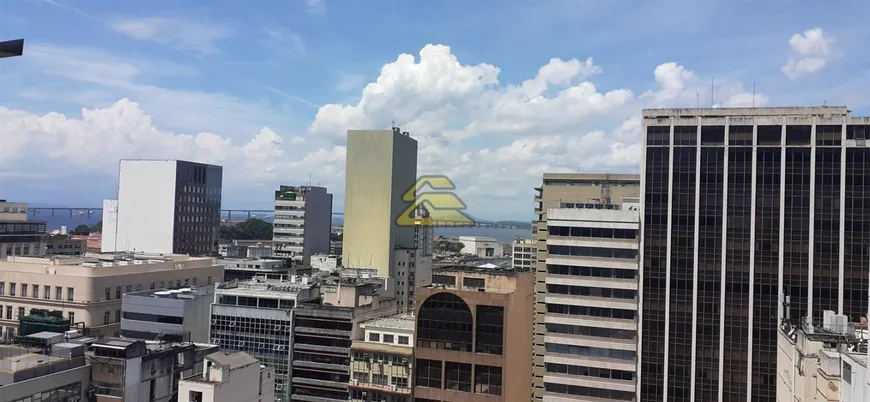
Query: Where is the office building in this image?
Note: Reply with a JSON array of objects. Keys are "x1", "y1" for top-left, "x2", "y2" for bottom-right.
[
  {"x1": 511, "y1": 238, "x2": 537, "y2": 270},
  {"x1": 394, "y1": 247, "x2": 432, "y2": 312},
  {"x1": 414, "y1": 265, "x2": 534, "y2": 401},
  {"x1": 211, "y1": 276, "x2": 320, "y2": 402},
  {"x1": 0, "y1": 200, "x2": 47, "y2": 258},
  {"x1": 458, "y1": 236, "x2": 503, "y2": 258},
  {"x1": 291, "y1": 278, "x2": 397, "y2": 402},
  {"x1": 102, "y1": 159, "x2": 223, "y2": 256},
  {"x1": 538, "y1": 196, "x2": 641, "y2": 401},
  {"x1": 0, "y1": 253, "x2": 223, "y2": 339},
  {"x1": 639, "y1": 106, "x2": 870, "y2": 402},
  {"x1": 342, "y1": 128, "x2": 418, "y2": 275},
  {"x1": 121, "y1": 286, "x2": 214, "y2": 343},
  {"x1": 86, "y1": 337, "x2": 218, "y2": 401},
  {"x1": 530, "y1": 173, "x2": 641, "y2": 401},
  {"x1": 45, "y1": 234, "x2": 86, "y2": 256},
  {"x1": 272, "y1": 185, "x2": 333, "y2": 265},
  {"x1": 349, "y1": 314, "x2": 415, "y2": 401},
  {"x1": 0, "y1": 333, "x2": 90, "y2": 402},
  {"x1": 179, "y1": 352, "x2": 275, "y2": 402}
]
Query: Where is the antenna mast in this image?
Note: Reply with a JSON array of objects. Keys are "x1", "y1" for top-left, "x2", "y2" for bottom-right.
[
  {"x1": 711, "y1": 77, "x2": 715, "y2": 107},
  {"x1": 752, "y1": 82, "x2": 756, "y2": 107}
]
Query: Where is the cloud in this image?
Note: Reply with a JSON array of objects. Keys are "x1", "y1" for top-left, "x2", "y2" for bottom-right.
[
  {"x1": 262, "y1": 27, "x2": 306, "y2": 57},
  {"x1": 782, "y1": 28, "x2": 834, "y2": 80},
  {"x1": 3, "y1": 43, "x2": 765, "y2": 218},
  {"x1": 306, "y1": 0, "x2": 326, "y2": 14},
  {"x1": 110, "y1": 17, "x2": 232, "y2": 55}
]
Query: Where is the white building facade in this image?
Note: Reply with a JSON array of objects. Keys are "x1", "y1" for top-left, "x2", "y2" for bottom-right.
[
  {"x1": 179, "y1": 352, "x2": 275, "y2": 402},
  {"x1": 512, "y1": 238, "x2": 537, "y2": 270},
  {"x1": 272, "y1": 185, "x2": 333, "y2": 265},
  {"x1": 458, "y1": 235, "x2": 502, "y2": 258}
]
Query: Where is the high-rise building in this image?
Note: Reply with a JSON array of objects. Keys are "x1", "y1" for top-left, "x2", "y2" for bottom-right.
[
  {"x1": 414, "y1": 265, "x2": 534, "y2": 401},
  {"x1": 511, "y1": 238, "x2": 537, "y2": 270},
  {"x1": 639, "y1": 106, "x2": 870, "y2": 402},
  {"x1": 530, "y1": 173, "x2": 641, "y2": 401},
  {"x1": 538, "y1": 195, "x2": 641, "y2": 401},
  {"x1": 102, "y1": 159, "x2": 222, "y2": 256},
  {"x1": 272, "y1": 185, "x2": 333, "y2": 265},
  {"x1": 342, "y1": 128, "x2": 418, "y2": 275}
]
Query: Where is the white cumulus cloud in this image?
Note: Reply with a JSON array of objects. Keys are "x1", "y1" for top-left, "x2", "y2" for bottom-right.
[{"x1": 782, "y1": 28, "x2": 834, "y2": 80}]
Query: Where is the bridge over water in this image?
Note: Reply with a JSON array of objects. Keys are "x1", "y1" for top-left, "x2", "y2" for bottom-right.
[{"x1": 27, "y1": 208, "x2": 531, "y2": 230}]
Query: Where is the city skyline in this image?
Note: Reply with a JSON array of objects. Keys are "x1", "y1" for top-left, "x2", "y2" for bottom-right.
[{"x1": 0, "y1": 1, "x2": 868, "y2": 219}]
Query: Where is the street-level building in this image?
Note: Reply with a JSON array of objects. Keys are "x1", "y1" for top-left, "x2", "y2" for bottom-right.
[{"x1": 0, "y1": 253, "x2": 223, "y2": 339}]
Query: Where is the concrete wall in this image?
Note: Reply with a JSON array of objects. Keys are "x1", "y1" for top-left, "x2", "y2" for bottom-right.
[
  {"x1": 343, "y1": 130, "x2": 417, "y2": 276},
  {"x1": 101, "y1": 199, "x2": 119, "y2": 253},
  {"x1": 116, "y1": 160, "x2": 178, "y2": 254}
]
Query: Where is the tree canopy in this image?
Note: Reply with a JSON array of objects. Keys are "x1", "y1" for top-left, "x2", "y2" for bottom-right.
[
  {"x1": 70, "y1": 221, "x2": 102, "y2": 235},
  {"x1": 220, "y1": 218, "x2": 273, "y2": 241},
  {"x1": 436, "y1": 239, "x2": 465, "y2": 253}
]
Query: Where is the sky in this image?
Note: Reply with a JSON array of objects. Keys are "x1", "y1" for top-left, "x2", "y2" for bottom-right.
[{"x1": 0, "y1": 0, "x2": 868, "y2": 221}]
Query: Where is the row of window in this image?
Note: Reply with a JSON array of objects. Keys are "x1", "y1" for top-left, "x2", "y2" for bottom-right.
[
  {"x1": 545, "y1": 323, "x2": 636, "y2": 340},
  {"x1": 548, "y1": 264, "x2": 636, "y2": 279},
  {"x1": 546, "y1": 284, "x2": 635, "y2": 300},
  {"x1": 547, "y1": 303, "x2": 636, "y2": 320},
  {"x1": 546, "y1": 362, "x2": 635, "y2": 381},
  {"x1": 548, "y1": 245, "x2": 638, "y2": 259},
  {"x1": 549, "y1": 226, "x2": 637, "y2": 239},
  {"x1": 416, "y1": 360, "x2": 502, "y2": 396},
  {"x1": 545, "y1": 343, "x2": 635, "y2": 361},
  {"x1": 431, "y1": 275, "x2": 485, "y2": 288},
  {"x1": 0, "y1": 282, "x2": 73, "y2": 301},
  {"x1": 367, "y1": 331, "x2": 411, "y2": 346}
]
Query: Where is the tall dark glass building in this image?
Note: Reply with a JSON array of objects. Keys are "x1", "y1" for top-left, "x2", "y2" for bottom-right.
[{"x1": 640, "y1": 106, "x2": 870, "y2": 402}]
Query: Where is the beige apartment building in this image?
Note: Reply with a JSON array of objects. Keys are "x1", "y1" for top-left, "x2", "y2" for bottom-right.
[
  {"x1": 0, "y1": 253, "x2": 224, "y2": 339},
  {"x1": 531, "y1": 173, "x2": 641, "y2": 401}
]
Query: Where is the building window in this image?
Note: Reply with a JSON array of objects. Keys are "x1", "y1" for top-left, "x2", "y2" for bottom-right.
[
  {"x1": 21, "y1": 284, "x2": 27, "y2": 298},
  {"x1": 476, "y1": 305, "x2": 504, "y2": 355},
  {"x1": 189, "y1": 390, "x2": 203, "y2": 402},
  {"x1": 69, "y1": 312, "x2": 75, "y2": 323},
  {"x1": 417, "y1": 292, "x2": 474, "y2": 352},
  {"x1": 372, "y1": 374, "x2": 388, "y2": 386},
  {"x1": 474, "y1": 365, "x2": 502, "y2": 395},
  {"x1": 432, "y1": 275, "x2": 456, "y2": 286},
  {"x1": 207, "y1": 276, "x2": 212, "y2": 285},
  {"x1": 398, "y1": 335, "x2": 409, "y2": 345},
  {"x1": 31, "y1": 284, "x2": 39, "y2": 298},
  {"x1": 116, "y1": 310, "x2": 121, "y2": 323},
  {"x1": 9, "y1": 283, "x2": 14, "y2": 296},
  {"x1": 369, "y1": 332, "x2": 380, "y2": 342},
  {"x1": 392, "y1": 376, "x2": 409, "y2": 388},
  {"x1": 5, "y1": 306, "x2": 11, "y2": 320},
  {"x1": 383, "y1": 334, "x2": 395, "y2": 343},
  {"x1": 55, "y1": 286, "x2": 62, "y2": 300},
  {"x1": 116, "y1": 286, "x2": 121, "y2": 299},
  {"x1": 844, "y1": 361, "x2": 853, "y2": 384},
  {"x1": 416, "y1": 359, "x2": 443, "y2": 389},
  {"x1": 104, "y1": 311, "x2": 110, "y2": 325},
  {"x1": 445, "y1": 362, "x2": 472, "y2": 392},
  {"x1": 463, "y1": 277, "x2": 485, "y2": 288},
  {"x1": 126, "y1": 285, "x2": 131, "y2": 294},
  {"x1": 67, "y1": 287, "x2": 74, "y2": 302},
  {"x1": 192, "y1": 278, "x2": 198, "y2": 286},
  {"x1": 18, "y1": 307, "x2": 25, "y2": 319},
  {"x1": 43, "y1": 285, "x2": 50, "y2": 300},
  {"x1": 105, "y1": 287, "x2": 111, "y2": 300},
  {"x1": 136, "y1": 284, "x2": 141, "y2": 291},
  {"x1": 150, "y1": 282, "x2": 155, "y2": 290},
  {"x1": 0, "y1": 282, "x2": 4, "y2": 296}
]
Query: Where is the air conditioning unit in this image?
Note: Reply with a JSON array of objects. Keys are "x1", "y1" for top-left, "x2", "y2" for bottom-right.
[
  {"x1": 390, "y1": 385, "x2": 397, "y2": 391},
  {"x1": 351, "y1": 379, "x2": 358, "y2": 385}
]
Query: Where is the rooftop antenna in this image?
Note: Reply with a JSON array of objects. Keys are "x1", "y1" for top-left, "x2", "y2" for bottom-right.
[
  {"x1": 695, "y1": 93, "x2": 700, "y2": 108},
  {"x1": 711, "y1": 77, "x2": 715, "y2": 107},
  {"x1": 752, "y1": 82, "x2": 756, "y2": 108}
]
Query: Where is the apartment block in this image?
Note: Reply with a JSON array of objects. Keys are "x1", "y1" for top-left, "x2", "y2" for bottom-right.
[
  {"x1": 179, "y1": 352, "x2": 275, "y2": 402},
  {"x1": 291, "y1": 279, "x2": 398, "y2": 402},
  {"x1": 272, "y1": 185, "x2": 333, "y2": 265},
  {"x1": 349, "y1": 314, "x2": 415, "y2": 401},
  {"x1": 394, "y1": 247, "x2": 433, "y2": 312},
  {"x1": 539, "y1": 197, "x2": 641, "y2": 401},
  {"x1": 0, "y1": 200, "x2": 47, "y2": 258},
  {"x1": 343, "y1": 128, "x2": 418, "y2": 275},
  {"x1": 0, "y1": 253, "x2": 223, "y2": 339},
  {"x1": 86, "y1": 337, "x2": 218, "y2": 401},
  {"x1": 210, "y1": 276, "x2": 321, "y2": 402},
  {"x1": 218, "y1": 258, "x2": 287, "y2": 281},
  {"x1": 511, "y1": 238, "x2": 537, "y2": 270},
  {"x1": 640, "y1": 106, "x2": 870, "y2": 402},
  {"x1": 45, "y1": 234, "x2": 87, "y2": 256},
  {"x1": 531, "y1": 173, "x2": 640, "y2": 402},
  {"x1": 0, "y1": 333, "x2": 90, "y2": 402},
  {"x1": 102, "y1": 159, "x2": 223, "y2": 256},
  {"x1": 121, "y1": 286, "x2": 214, "y2": 343},
  {"x1": 414, "y1": 265, "x2": 534, "y2": 401}
]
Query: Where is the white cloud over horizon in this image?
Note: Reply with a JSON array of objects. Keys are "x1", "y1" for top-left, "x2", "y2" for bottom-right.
[
  {"x1": 1, "y1": 43, "x2": 769, "y2": 218},
  {"x1": 782, "y1": 28, "x2": 835, "y2": 80}
]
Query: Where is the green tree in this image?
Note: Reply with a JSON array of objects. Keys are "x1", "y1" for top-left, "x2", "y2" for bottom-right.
[
  {"x1": 89, "y1": 220, "x2": 102, "y2": 233},
  {"x1": 220, "y1": 218, "x2": 273, "y2": 241},
  {"x1": 71, "y1": 224, "x2": 91, "y2": 235}
]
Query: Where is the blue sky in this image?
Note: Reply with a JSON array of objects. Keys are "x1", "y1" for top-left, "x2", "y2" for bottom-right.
[{"x1": 0, "y1": 0, "x2": 868, "y2": 220}]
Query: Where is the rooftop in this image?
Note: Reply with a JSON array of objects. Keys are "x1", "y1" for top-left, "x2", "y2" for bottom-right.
[
  {"x1": 206, "y1": 351, "x2": 259, "y2": 370},
  {"x1": 360, "y1": 313, "x2": 415, "y2": 331},
  {"x1": 0, "y1": 252, "x2": 218, "y2": 276},
  {"x1": 541, "y1": 173, "x2": 640, "y2": 182},
  {"x1": 0, "y1": 352, "x2": 66, "y2": 372},
  {"x1": 125, "y1": 286, "x2": 212, "y2": 300},
  {"x1": 215, "y1": 276, "x2": 318, "y2": 298},
  {"x1": 642, "y1": 106, "x2": 852, "y2": 117},
  {"x1": 434, "y1": 264, "x2": 530, "y2": 277}
]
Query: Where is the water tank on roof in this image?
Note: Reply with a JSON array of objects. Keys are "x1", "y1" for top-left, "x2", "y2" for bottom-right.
[{"x1": 153, "y1": 291, "x2": 172, "y2": 298}]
